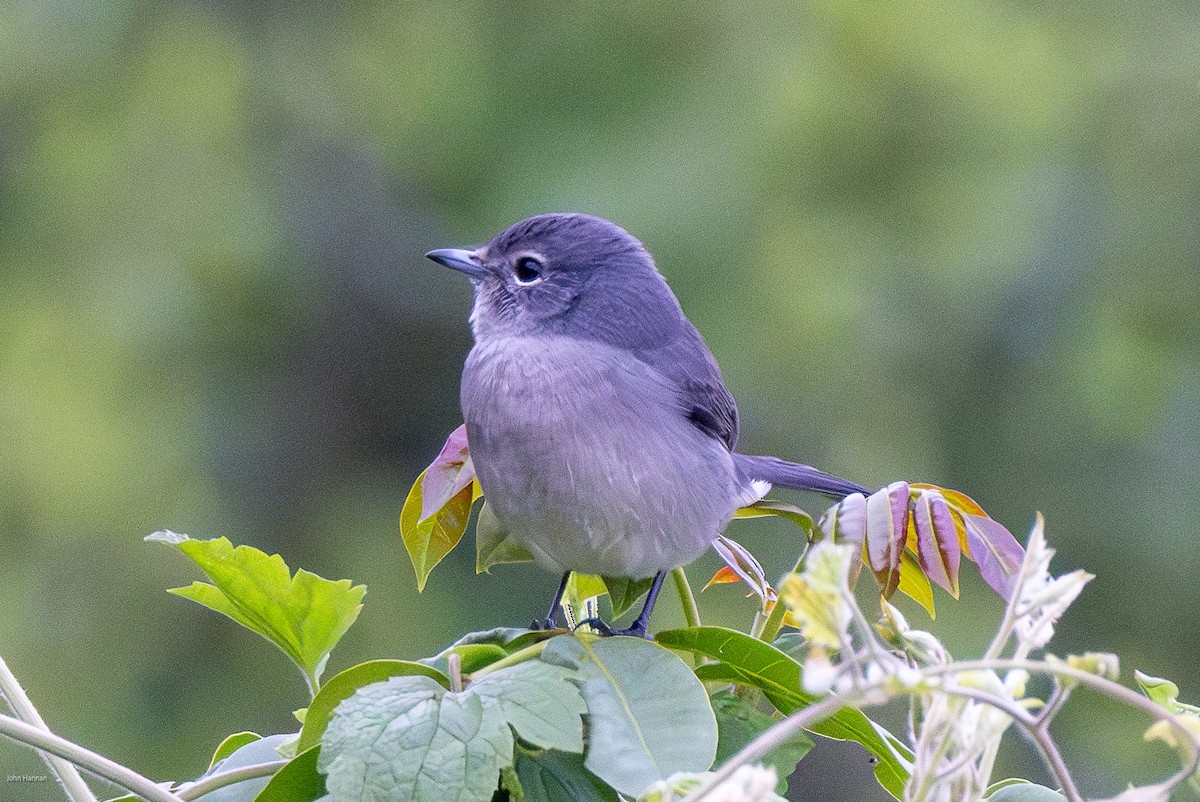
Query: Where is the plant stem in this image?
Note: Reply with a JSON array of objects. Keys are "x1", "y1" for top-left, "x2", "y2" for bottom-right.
[
  {"x1": 671, "y1": 566, "x2": 701, "y2": 630},
  {"x1": 468, "y1": 638, "x2": 552, "y2": 680},
  {"x1": 0, "y1": 714, "x2": 180, "y2": 802},
  {"x1": 176, "y1": 760, "x2": 289, "y2": 801},
  {"x1": 0, "y1": 655, "x2": 98, "y2": 802}
]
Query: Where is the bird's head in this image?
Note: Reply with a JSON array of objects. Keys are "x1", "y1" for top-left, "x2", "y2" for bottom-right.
[{"x1": 426, "y1": 213, "x2": 677, "y2": 341}]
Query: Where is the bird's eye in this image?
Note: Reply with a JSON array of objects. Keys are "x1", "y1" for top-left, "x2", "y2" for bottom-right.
[{"x1": 513, "y1": 256, "x2": 543, "y2": 285}]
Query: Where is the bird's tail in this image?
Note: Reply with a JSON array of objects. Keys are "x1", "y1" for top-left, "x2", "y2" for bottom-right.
[{"x1": 733, "y1": 453, "x2": 870, "y2": 499}]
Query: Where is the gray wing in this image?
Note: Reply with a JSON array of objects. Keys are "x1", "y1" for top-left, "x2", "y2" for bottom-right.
[{"x1": 635, "y1": 321, "x2": 739, "y2": 451}]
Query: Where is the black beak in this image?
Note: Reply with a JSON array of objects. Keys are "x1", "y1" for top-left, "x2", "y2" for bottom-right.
[{"x1": 425, "y1": 248, "x2": 487, "y2": 280}]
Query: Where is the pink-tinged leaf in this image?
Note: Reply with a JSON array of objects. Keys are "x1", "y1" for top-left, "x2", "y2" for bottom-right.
[
  {"x1": 400, "y1": 469, "x2": 476, "y2": 591},
  {"x1": 711, "y1": 534, "x2": 772, "y2": 608},
  {"x1": 911, "y1": 482, "x2": 989, "y2": 518},
  {"x1": 818, "y1": 492, "x2": 868, "y2": 547},
  {"x1": 418, "y1": 424, "x2": 475, "y2": 523},
  {"x1": 959, "y1": 512, "x2": 1025, "y2": 600},
  {"x1": 865, "y1": 483, "x2": 908, "y2": 598},
  {"x1": 911, "y1": 488, "x2": 961, "y2": 598}
]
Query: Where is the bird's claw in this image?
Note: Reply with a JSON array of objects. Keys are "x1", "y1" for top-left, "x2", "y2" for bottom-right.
[{"x1": 574, "y1": 617, "x2": 651, "y2": 639}]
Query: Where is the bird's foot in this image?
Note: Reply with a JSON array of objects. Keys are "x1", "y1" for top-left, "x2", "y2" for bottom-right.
[
  {"x1": 529, "y1": 614, "x2": 561, "y2": 631},
  {"x1": 574, "y1": 617, "x2": 651, "y2": 639}
]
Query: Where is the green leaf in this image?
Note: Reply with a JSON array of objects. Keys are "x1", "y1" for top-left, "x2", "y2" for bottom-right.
[
  {"x1": 318, "y1": 659, "x2": 584, "y2": 802},
  {"x1": 401, "y1": 469, "x2": 477, "y2": 591},
  {"x1": 210, "y1": 732, "x2": 261, "y2": 769},
  {"x1": 320, "y1": 675, "x2": 513, "y2": 802},
  {"x1": 471, "y1": 660, "x2": 586, "y2": 753},
  {"x1": 985, "y1": 781, "x2": 1067, "y2": 801},
  {"x1": 600, "y1": 576, "x2": 655, "y2": 618},
  {"x1": 896, "y1": 550, "x2": 936, "y2": 618},
  {"x1": 711, "y1": 689, "x2": 812, "y2": 794},
  {"x1": 147, "y1": 531, "x2": 365, "y2": 689},
  {"x1": 542, "y1": 635, "x2": 718, "y2": 796},
  {"x1": 655, "y1": 626, "x2": 911, "y2": 799},
  {"x1": 252, "y1": 745, "x2": 327, "y2": 802},
  {"x1": 298, "y1": 659, "x2": 452, "y2": 752},
  {"x1": 423, "y1": 628, "x2": 554, "y2": 676},
  {"x1": 1136, "y1": 671, "x2": 1200, "y2": 715},
  {"x1": 476, "y1": 501, "x2": 535, "y2": 573},
  {"x1": 193, "y1": 734, "x2": 292, "y2": 802},
  {"x1": 733, "y1": 500, "x2": 815, "y2": 533},
  {"x1": 564, "y1": 573, "x2": 608, "y2": 609},
  {"x1": 514, "y1": 748, "x2": 619, "y2": 802}
]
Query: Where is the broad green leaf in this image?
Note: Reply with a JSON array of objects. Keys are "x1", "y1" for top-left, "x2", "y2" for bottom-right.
[
  {"x1": 193, "y1": 734, "x2": 292, "y2": 802},
  {"x1": 419, "y1": 424, "x2": 475, "y2": 522},
  {"x1": 985, "y1": 782, "x2": 1068, "y2": 801},
  {"x1": 320, "y1": 675, "x2": 513, "y2": 802},
  {"x1": 711, "y1": 689, "x2": 812, "y2": 794},
  {"x1": 476, "y1": 500, "x2": 535, "y2": 573},
  {"x1": 896, "y1": 550, "x2": 936, "y2": 618},
  {"x1": 655, "y1": 627, "x2": 911, "y2": 799},
  {"x1": 423, "y1": 628, "x2": 555, "y2": 676},
  {"x1": 147, "y1": 531, "x2": 365, "y2": 688},
  {"x1": 252, "y1": 745, "x2": 327, "y2": 802},
  {"x1": 542, "y1": 635, "x2": 718, "y2": 797},
  {"x1": 600, "y1": 575, "x2": 655, "y2": 618},
  {"x1": 515, "y1": 747, "x2": 619, "y2": 802},
  {"x1": 298, "y1": 659, "x2": 451, "y2": 752},
  {"x1": 471, "y1": 660, "x2": 586, "y2": 753},
  {"x1": 401, "y1": 469, "x2": 476, "y2": 591},
  {"x1": 210, "y1": 732, "x2": 261, "y2": 769}
]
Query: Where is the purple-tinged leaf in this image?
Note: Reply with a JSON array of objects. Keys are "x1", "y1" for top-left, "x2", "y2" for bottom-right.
[
  {"x1": 959, "y1": 512, "x2": 1024, "y2": 600},
  {"x1": 818, "y1": 493, "x2": 868, "y2": 547},
  {"x1": 418, "y1": 424, "x2": 475, "y2": 523},
  {"x1": 865, "y1": 483, "x2": 908, "y2": 598},
  {"x1": 911, "y1": 488, "x2": 961, "y2": 598},
  {"x1": 712, "y1": 534, "x2": 772, "y2": 609}
]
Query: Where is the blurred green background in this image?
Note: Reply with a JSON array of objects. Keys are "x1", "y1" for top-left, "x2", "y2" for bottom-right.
[{"x1": 2, "y1": 1, "x2": 1198, "y2": 799}]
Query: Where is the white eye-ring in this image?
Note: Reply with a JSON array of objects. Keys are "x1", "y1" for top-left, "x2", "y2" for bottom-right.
[{"x1": 512, "y1": 255, "x2": 544, "y2": 285}]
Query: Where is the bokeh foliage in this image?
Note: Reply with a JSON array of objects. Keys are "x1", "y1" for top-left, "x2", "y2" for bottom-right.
[{"x1": 1, "y1": 1, "x2": 1198, "y2": 799}]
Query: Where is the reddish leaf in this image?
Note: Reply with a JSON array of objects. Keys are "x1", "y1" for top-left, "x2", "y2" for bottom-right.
[
  {"x1": 418, "y1": 424, "x2": 475, "y2": 522},
  {"x1": 959, "y1": 512, "x2": 1024, "y2": 600},
  {"x1": 703, "y1": 566, "x2": 742, "y2": 590},
  {"x1": 865, "y1": 483, "x2": 908, "y2": 598},
  {"x1": 400, "y1": 470, "x2": 476, "y2": 591},
  {"x1": 910, "y1": 488, "x2": 960, "y2": 598}
]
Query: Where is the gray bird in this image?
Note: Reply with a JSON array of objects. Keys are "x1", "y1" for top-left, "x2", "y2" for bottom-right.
[{"x1": 427, "y1": 213, "x2": 869, "y2": 636}]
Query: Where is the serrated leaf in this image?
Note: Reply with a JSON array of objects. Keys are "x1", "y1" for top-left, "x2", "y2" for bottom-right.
[
  {"x1": 514, "y1": 748, "x2": 619, "y2": 802},
  {"x1": 419, "y1": 424, "x2": 475, "y2": 522},
  {"x1": 298, "y1": 660, "x2": 451, "y2": 752},
  {"x1": 319, "y1": 675, "x2": 513, "y2": 802},
  {"x1": 910, "y1": 488, "x2": 960, "y2": 598},
  {"x1": 471, "y1": 660, "x2": 585, "y2": 753},
  {"x1": 210, "y1": 732, "x2": 261, "y2": 769},
  {"x1": 655, "y1": 626, "x2": 911, "y2": 799},
  {"x1": 542, "y1": 635, "x2": 718, "y2": 796},
  {"x1": 147, "y1": 532, "x2": 365, "y2": 689},
  {"x1": 711, "y1": 689, "x2": 812, "y2": 794},
  {"x1": 252, "y1": 745, "x2": 327, "y2": 802},
  {"x1": 475, "y1": 501, "x2": 535, "y2": 573},
  {"x1": 401, "y1": 469, "x2": 476, "y2": 591},
  {"x1": 600, "y1": 576, "x2": 656, "y2": 618}
]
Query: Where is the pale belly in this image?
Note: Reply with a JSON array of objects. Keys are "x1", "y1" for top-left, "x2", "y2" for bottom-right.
[{"x1": 462, "y1": 335, "x2": 744, "y2": 577}]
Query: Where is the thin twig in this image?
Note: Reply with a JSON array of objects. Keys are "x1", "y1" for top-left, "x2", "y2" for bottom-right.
[
  {"x1": 0, "y1": 655, "x2": 98, "y2": 802},
  {"x1": 671, "y1": 566, "x2": 702, "y2": 630},
  {"x1": 176, "y1": 760, "x2": 289, "y2": 801},
  {"x1": 0, "y1": 714, "x2": 181, "y2": 802}
]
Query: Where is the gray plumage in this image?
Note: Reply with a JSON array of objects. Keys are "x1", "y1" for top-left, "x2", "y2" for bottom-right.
[{"x1": 427, "y1": 213, "x2": 868, "y2": 585}]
